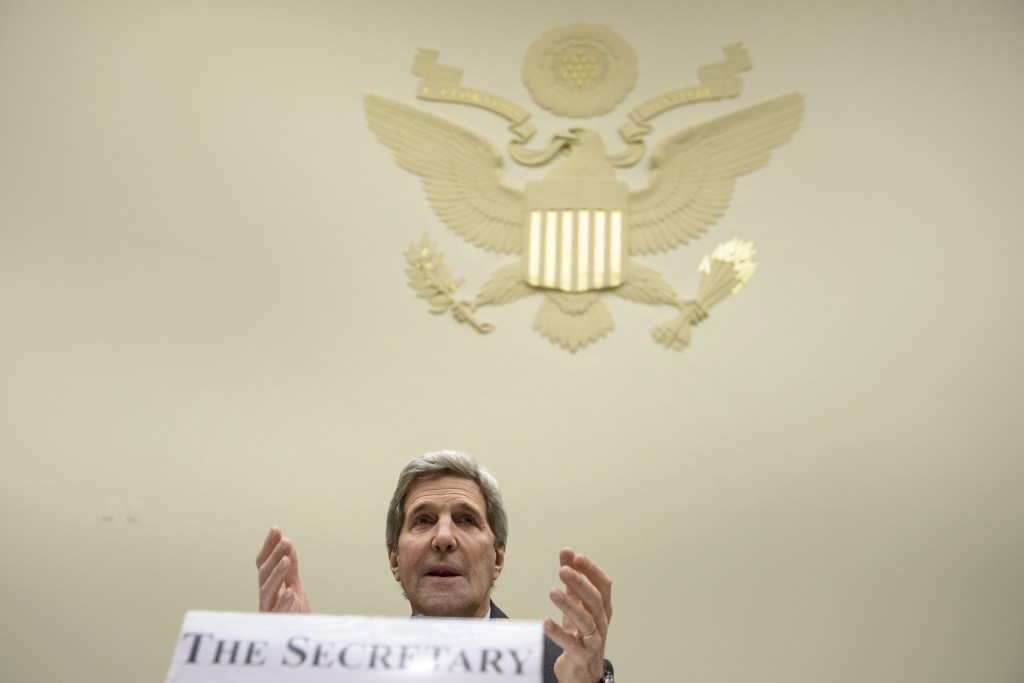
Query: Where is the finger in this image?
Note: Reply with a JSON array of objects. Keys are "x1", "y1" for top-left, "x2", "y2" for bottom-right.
[
  {"x1": 277, "y1": 587, "x2": 297, "y2": 612},
  {"x1": 554, "y1": 577, "x2": 603, "y2": 635},
  {"x1": 557, "y1": 562, "x2": 611, "y2": 639},
  {"x1": 256, "y1": 526, "x2": 283, "y2": 568},
  {"x1": 558, "y1": 548, "x2": 579, "y2": 631},
  {"x1": 542, "y1": 617, "x2": 582, "y2": 652},
  {"x1": 257, "y1": 536, "x2": 294, "y2": 587},
  {"x1": 550, "y1": 586, "x2": 598, "y2": 641},
  {"x1": 565, "y1": 561, "x2": 602, "y2": 618},
  {"x1": 559, "y1": 548, "x2": 577, "y2": 593},
  {"x1": 572, "y1": 553, "x2": 613, "y2": 622},
  {"x1": 543, "y1": 617, "x2": 604, "y2": 681},
  {"x1": 259, "y1": 553, "x2": 293, "y2": 611}
]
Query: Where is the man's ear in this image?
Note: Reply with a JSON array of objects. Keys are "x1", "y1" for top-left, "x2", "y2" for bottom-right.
[
  {"x1": 493, "y1": 545, "x2": 505, "y2": 580},
  {"x1": 388, "y1": 547, "x2": 400, "y2": 581}
]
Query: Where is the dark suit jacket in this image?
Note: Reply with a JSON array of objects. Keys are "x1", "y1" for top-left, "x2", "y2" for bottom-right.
[{"x1": 490, "y1": 601, "x2": 612, "y2": 683}]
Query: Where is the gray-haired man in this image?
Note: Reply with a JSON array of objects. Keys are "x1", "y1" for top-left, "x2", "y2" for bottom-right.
[{"x1": 256, "y1": 450, "x2": 614, "y2": 683}]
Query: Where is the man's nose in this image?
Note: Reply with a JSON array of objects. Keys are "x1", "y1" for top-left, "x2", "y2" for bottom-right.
[{"x1": 431, "y1": 516, "x2": 457, "y2": 552}]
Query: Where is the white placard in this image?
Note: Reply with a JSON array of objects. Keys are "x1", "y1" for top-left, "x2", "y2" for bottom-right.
[{"x1": 165, "y1": 611, "x2": 544, "y2": 682}]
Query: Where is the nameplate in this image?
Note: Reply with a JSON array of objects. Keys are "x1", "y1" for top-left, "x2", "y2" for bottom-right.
[{"x1": 165, "y1": 611, "x2": 544, "y2": 682}]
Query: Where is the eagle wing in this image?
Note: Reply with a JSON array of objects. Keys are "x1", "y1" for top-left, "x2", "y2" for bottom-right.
[
  {"x1": 629, "y1": 93, "x2": 804, "y2": 255},
  {"x1": 364, "y1": 94, "x2": 524, "y2": 254}
]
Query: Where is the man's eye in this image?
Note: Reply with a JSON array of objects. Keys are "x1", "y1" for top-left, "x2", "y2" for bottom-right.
[
  {"x1": 413, "y1": 517, "x2": 431, "y2": 525},
  {"x1": 458, "y1": 516, "x2": 476, "y2": 525}
]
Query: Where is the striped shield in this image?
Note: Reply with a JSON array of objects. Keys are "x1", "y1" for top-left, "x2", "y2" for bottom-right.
[{"x1": 523, "y1": 179, "x2": 629, "y2": 292}]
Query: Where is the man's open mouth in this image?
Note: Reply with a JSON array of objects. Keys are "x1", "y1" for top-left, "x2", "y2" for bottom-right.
[{"x1": 426, "y1": 566, "x2": 461, "y2": 577}]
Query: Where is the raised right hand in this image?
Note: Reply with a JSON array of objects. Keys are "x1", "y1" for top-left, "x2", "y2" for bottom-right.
[{"x1": 256, "y1": 526, "x2": 310, "y2": 613}]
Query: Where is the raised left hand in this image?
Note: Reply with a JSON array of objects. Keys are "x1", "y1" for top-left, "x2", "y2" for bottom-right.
[{"x1": 544, "y1": 547, "x2": 613, "y2": 683}]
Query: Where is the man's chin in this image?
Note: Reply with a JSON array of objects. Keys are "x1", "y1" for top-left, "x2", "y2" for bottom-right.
[{"x1": 412, "y1": 591, "x2": 486, "y2": 618}]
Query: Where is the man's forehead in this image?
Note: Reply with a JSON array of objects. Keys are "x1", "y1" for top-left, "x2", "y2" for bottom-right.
[{"x1": 404, "y1": 474, "x2": 486, "y2": 511}]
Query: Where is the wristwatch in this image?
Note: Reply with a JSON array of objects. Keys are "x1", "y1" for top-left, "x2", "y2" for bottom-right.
[{"x1": 597, "y1": 662, "x2": 614, "y2": 683}]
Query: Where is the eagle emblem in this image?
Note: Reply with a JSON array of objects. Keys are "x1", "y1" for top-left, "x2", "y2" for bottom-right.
[{"x1": 365, "y1": 23, "x2": 803, "y2": 352}]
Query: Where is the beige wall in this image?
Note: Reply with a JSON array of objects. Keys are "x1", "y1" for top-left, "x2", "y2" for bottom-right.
[{"x1": 2, "y1": 1, "x2": 1023, "y2": 681}]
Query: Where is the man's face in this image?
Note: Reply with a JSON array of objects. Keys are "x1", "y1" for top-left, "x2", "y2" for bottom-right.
[{"x1": 388, "y1": 474, "x2": 504, "y2": 618}]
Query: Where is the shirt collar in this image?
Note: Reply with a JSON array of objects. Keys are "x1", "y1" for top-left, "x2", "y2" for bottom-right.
[{"x1": 411, "y1": 604, "x2": 492, "y2": 620}]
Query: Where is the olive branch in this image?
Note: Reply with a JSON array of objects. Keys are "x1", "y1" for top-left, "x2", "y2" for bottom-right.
[{"x1": 404, "y1": 234, "x2": 494, "y2": 333}]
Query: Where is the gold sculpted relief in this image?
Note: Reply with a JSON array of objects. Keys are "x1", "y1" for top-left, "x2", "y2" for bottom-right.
[{"x1": 366, "y1": 23, "x2": 803, "y2": 352}]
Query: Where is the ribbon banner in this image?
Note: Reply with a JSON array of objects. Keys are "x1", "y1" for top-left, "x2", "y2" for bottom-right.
[
  {"x1": 413, "y1": 49, "x2": 536, "y2": 143},
  {"x1": 618, "y1": 43, "x2": 752, "y2": 144},
  {"x1": 166, "y1": 611, "x2": 544, "y2": 683},
  {"x1": 409, "y1": 42, "x2": 754, "y2": 168}
]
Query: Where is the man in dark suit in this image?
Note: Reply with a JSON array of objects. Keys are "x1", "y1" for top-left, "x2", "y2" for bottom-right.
[{"x1": 257, "y1": 449, "x2": 614, "y2": 683}]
